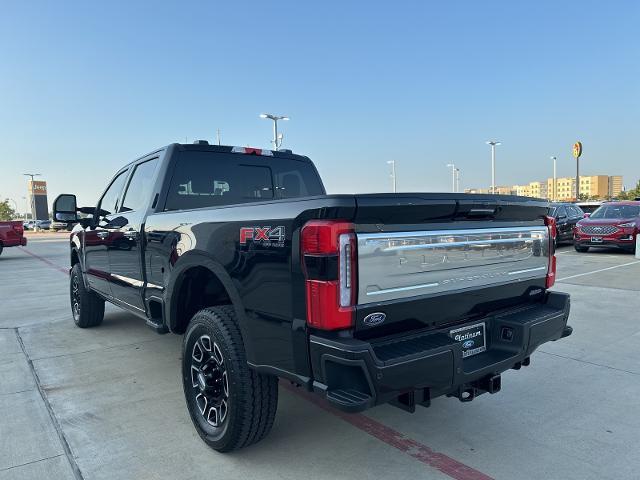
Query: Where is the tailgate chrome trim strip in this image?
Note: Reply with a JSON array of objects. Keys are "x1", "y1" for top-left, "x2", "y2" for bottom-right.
[
  {"x1": 357, "y1": 226, "x2": 550, "y2": 304},
  {"x1": 366, "y1": 282, "x2": 440, "y2": 296}
]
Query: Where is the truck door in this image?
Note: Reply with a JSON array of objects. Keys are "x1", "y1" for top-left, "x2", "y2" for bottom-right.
[
  {"x1": 84, "y1": 170, "x2": 129, "y2": 297},
  {"x1": 107, "y1": 158, "x2": 160, "y2": 312}
]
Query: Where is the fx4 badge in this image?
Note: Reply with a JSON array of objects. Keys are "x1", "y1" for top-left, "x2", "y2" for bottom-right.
[{"x1": 240, "y1": 226, "x2": 286, "y2": 247}]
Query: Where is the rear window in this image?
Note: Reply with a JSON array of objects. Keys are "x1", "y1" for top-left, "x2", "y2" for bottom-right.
[
  {"x1": 590, "y1": 204, "x2": 640, "y2": 219},
  {"x1": 164, "y1": 151, "x2": 324, "y2": 211}
]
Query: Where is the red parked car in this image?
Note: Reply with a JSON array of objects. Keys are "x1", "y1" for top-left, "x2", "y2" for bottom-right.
[
  {"x1": 0, "y1": 221, "x2": 27, "y2": 256},
  {"x1": 573, "y1": 201, "x2": 640, "y2": 253}
]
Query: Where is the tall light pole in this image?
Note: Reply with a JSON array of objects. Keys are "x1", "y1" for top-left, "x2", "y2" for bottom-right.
[
  {"x1": 550, "y1": 156, "x2": 557, "y2": 201},
  {"x1": 446, "y1": 164, "x2": 457, "y2": 192},
  {"x1": 455, "y1": 168, "x2": 460, "y2": 193},
  {"x1": 23, "y1": 173, "x2": 41, "y2": 230},
  {"x1": 259, "y1": 113, "x2": 289, "y2": 151},
  {"x1": 486, "y1": 141, "x2": 501, "y2": 194},
  {"x1": 387, "y1": 161, "x2": 397, "y2": 192}
]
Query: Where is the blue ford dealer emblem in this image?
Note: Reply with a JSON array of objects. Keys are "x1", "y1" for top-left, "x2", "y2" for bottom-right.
[
  {"x1": 462, "y1": 340, "x2": 475, "y2": 349},
  {"x1": 363, "y1": 312, "x2": 386, "y2": 327}
]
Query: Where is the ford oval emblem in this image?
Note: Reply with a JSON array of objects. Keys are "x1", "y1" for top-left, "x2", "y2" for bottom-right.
[
  {"x1": 363, "y1": 312, "x2": 386, "y2": 327},
  {"x1": 463, "y1": 340, "x2": 475, "y2": 349}
]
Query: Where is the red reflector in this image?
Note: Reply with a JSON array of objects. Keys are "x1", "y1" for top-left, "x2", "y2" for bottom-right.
[
  {"x1": 305, "y1": 281, "x2": 354, "y2": 330},
  {"x1": 546, "y1": 255, "x2": 556, "y2": 289}
]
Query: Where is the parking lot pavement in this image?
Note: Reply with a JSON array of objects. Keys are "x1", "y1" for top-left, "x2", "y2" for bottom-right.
[{"x1": 1, "y1": 239, "x2": 639, "y2": 480}]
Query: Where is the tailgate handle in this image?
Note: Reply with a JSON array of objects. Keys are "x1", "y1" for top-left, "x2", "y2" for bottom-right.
[{"x1": 468, "y1": 208, "x2": 497, "y2": 217}]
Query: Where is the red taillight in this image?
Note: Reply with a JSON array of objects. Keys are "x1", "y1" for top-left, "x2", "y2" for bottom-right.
[
  {"x1": 301, "y1": 220, "x2": 356, "y2": 330},
  {"x1": 544, "y1": 216, "x2": 557, "y2": 288}
]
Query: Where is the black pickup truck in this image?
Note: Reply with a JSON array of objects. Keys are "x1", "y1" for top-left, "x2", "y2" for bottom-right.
[{"x1": 54, "y1": 142, "x2": 572, "y2": 452}]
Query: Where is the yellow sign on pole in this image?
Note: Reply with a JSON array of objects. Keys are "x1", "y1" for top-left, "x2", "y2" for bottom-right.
[{"x1": 572, "y1": 141, "x2": 582, "y2": 158}]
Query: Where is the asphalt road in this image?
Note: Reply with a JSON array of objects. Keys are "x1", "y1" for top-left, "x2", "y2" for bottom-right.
[{"x1": 1, "y1": 236, "x2": 639, "y2": 480}]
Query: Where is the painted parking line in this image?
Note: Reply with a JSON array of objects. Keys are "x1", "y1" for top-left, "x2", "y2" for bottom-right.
[
  {"x1": 18, "y1": 246, "x2": 68, "y2": 275},
  {"x1": 282, "y1": 384, "x2": 493, "y2": 480},
  {"x1": 26, "y1": 244, "x2": 495, "y2": 480},
  {"x1": 557, "y1": 260, "x2": 640, "y2": 282}
]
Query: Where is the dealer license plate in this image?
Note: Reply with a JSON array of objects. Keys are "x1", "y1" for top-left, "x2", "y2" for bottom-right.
[
  {"x1": 591, "y1": 237, "x2": 603, "y2": 243},
  {"x1": 449, "y1": 322, "x2": 487, "y2": 358}
]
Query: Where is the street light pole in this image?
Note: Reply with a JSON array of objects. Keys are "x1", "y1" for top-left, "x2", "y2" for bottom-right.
[
  {"x1": 387, "y1": 161, "x2": 397, "y2": 193},
  {"x1": 550, "y1": 156, "x2": 557, "y2": 201},
  {"x1": 455, "y1": 168, "x2": 460, "y2": 193},
  {"x1": 23, "y1": 173, "x2": 41, "y2": 231},
  {"x1": 259, "y1": 113, "x2": 289, "y2": 151},
  {"x1": 575, "y1": 157, "x2": 580, "y2": 201},
  {"x1": 486, "y1": 141, "x2": 501, "y2": 194},
  {"x1": 446, "y1": 164, "x2": 457, "y2": 193}
]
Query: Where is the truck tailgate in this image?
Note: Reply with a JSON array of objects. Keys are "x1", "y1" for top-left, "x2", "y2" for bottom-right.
[{"x1": 351, "y1": 194, "x2": 551, "y2": 334}]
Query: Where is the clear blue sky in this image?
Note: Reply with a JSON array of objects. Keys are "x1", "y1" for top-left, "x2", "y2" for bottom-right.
[{"x1": 1, "y1": 0, "x2": 638, "y2": 209}]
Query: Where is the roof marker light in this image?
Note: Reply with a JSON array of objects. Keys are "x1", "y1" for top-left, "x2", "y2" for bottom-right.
[{"x1": 231, "y1": 146, "x2": 273, "y2": 156}]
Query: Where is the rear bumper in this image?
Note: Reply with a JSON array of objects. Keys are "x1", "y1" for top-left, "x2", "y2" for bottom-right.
[
  {"x1": 2, "y1": 237, "x2": 27, "y2": 247},
  {"x1": 309, "y1": 291, "x2": 571, "y2": 412}
]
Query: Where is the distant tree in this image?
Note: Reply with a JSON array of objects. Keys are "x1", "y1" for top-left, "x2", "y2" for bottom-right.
[
  {"x1": 618, "y1": 180, "x2": 640, "y2": 200},
  {"x1": 577, "y1": 193, "x2": 590, "y2": 201},
  {"x1": 0, "y1": 199, "x2": 17, "y2": 221}
]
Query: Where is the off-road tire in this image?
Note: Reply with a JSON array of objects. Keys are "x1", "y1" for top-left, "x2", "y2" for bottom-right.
[
  {"x1": 70, "y1": 263, "x2": 105, "y2": 328},
  {"x1": 182, "y1": 306, "x2": 278, "y2": 452},
  {"x1": 574, "y1": 244, "x2": 589, "y2": 253}
]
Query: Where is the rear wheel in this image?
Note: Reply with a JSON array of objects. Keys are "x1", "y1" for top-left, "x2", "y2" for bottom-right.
[
  {"x1": 70, "y1": 263, "x2": 105, "y2": 327},
  {"x1": 574, "y1": 244, "x2": 589, "y2": 253},
  {"x1": 182, "y1": 306, "x2": 278, "y2": 452},
  {"x1": 0, "y1": 243, "x2": 3, "y2": 256}
]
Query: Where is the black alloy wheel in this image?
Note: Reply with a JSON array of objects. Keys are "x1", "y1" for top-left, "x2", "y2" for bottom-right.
[{"x1": 189, "y1": 334, "x2": 230, "y2": 430}]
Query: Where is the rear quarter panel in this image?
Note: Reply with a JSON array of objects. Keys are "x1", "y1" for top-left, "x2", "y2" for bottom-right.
[{"x1": 144, "y1": 195, "x2": 356, "y2": 379}]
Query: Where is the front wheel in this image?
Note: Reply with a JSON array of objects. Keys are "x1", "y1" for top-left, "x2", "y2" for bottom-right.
[
  {"x1": 574, "y1": 244, "x2": 590, "y2": 253},
  {"x1": 182, "y1": 306, "x2": 278, "y2": 452},
  {"x1": 70, "y1": 263, "x2": 105, "y2": 327}
]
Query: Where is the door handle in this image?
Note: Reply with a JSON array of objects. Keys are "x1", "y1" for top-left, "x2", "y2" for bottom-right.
[{"x1": 97, "y1": 231, "x2": 109, "y2": 239}]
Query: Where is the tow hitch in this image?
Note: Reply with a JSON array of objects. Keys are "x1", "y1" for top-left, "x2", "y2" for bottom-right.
[{"x1": 452, "y1": 374, "x2": 502, "y2": 403}]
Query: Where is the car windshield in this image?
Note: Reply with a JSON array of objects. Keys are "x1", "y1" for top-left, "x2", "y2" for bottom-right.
[
  {"x1": 590, "y1": 204, "x2": 640, "y2": 219},
  {"x1": 549, "y1": 206, "x2": 557, "y2": 216}
]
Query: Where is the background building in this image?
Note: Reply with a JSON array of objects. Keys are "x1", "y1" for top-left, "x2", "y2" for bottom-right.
[
  {"x1": 547, "y1": 175, "x2": 623, "y2": 201},
  {"x1": 467, "y1": 175, "x2": 622, "y2": 201}
]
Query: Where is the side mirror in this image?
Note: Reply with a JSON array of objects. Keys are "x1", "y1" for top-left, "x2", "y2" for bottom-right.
[
  {"x1": 53, "y1": 194, "x2": 78, "y2": 222},
  {"x1": 583, "y1": 213, "x2": 591, "y2": 218}
]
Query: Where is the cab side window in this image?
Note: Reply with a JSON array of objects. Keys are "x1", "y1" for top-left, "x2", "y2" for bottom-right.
[
  {"x1": 120, "y1": 158, "x2": 159, "y2": 212},
  {"x1": 98, "y1": 171, "x2": 129, "y2": 216},
  {"x1": 555, "y1": 206, "x2": 567, "y2": 218}
]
